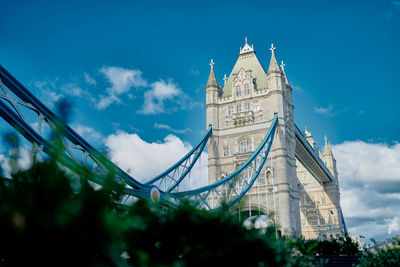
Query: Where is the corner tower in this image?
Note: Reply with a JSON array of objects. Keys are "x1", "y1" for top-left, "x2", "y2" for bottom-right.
[{"x1": 205, "y1": 39, "x2": 301, "y2": 236}]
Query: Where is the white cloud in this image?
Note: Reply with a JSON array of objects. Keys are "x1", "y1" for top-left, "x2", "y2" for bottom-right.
[
  {"x1": 71, "y1": 124, "x2": 103, "y2": 143},
  {"x1": 188, "y1": 67, "x2": 200, "y2": 75},
  {"x1": 314, "y1": 104, "x2": 348, "y2": 117},
  {"x1": 33, "y1": 79, "x2": 96, "y2": 107},
  {"x1": 84, "y1": 72, "x2": 97, "y2": 85},
  {"x1": 0, "y1": 147, "x2": 33, "y2": 177},
  {"x1": 389, "y1": 217, "x2": 400, "y2": 235},
  {"x1": 154, "y1": 123, "x2": 191, "y2": 134},
  {"x1": 314, "y1": 104, "x2": 333, "y2": 116},
  {"x1": 292, "y1": 84, "x2": 303, "y2": 94},
  {"x1": 332, "y1": 141, "x2": 400, "y2": 241},
  {"x1": 105, "y1": 131, "x2": 208, "y2": 190},
  {"x1": 138, "y1": 79, "x2": 182, "y2": 114},
  {"x1": 33, "y1": 80, "x2": 64, "y2": 107},
  {"x1": 96, "y1": 66, "x2": 147, "y2": 109},
  {"x1": 381, "y1": 1, "x2": 400, "y2": 19}
]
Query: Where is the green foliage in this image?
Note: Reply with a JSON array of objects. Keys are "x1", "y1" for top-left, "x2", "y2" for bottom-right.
[
  {"x1": 357, "y1": 241, "x2": 400, "y2": 267},
  {"x1": 124, "y1": 200, "x2": 313, "y2": 266},
  {"x1": 295, "y1": 234, "x2": 361, "y2": 256},
  {"x1": 0, "y1": 159, "x2": 128, "y2": 266}
]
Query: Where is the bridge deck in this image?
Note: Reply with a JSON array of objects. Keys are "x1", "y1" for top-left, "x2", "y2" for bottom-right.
[{"x1": 294, "y1": 124, "x2": 334, "y2": 183}]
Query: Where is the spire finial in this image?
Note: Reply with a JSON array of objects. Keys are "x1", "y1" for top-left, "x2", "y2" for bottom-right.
[
  {"x1": 223, "y1": 74, "x2": 228, "y2": 85},
  {"x1": 324, "y1": 135, "x2": 328, "y2": 146},
  {"x1": 270, "y1": 43, "x2": 276, "y2": 55},
  {"x1": 210, "y1": 59, "x2": 215, "y2": 70},
  {"x1": 280, "y1": 60, "x2": 286, "y2": 71},
  {"x1": 240, "y1": 37, "x2": 254, "y2": 54}
]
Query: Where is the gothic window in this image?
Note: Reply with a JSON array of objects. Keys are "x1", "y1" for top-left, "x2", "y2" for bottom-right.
[
  {"x1": 321, "y1": 197, "x2": 326, "y2": 204},
  {"x1": 267, "y1": 171, "x2": 272, "y2": 185},
  {"x1": 244, "y1": 103, "x2": 250, "y2": 111},
  {"x1": 244, "y1": 83, "x2": 250, "y2": 95},
  {"x1": 308, "y1": 216, "x2": 318, "y2": 226},
  {"x1": 252, "y1": 78, "x2": 257, "y2": 90},
  {"x1": 235, "y1": 86, "x2": 241, "y2": 97},
  {"x1": 320, "y1": 218, "x2": 326, "y2": 225},
  {"x1": 238, "y1": 139, "x2": 252, "y2": 154},
  {"x1": 223, "y1": 146, "x2": 229, "y2": 157},
  {"x1": 237, "y1": 104, "x2": 242, "y2": 113},
  {"x1": 253, "y1": 101, "x2": 260, "y2": 111},
  {"x1": 228, "y1": 106, "x2": 234, "y2": 116}
]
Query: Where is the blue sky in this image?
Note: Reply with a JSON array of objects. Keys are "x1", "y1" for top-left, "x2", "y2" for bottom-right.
[{"x1": 1, "y1": 0, "x2": 400, "y2": 242}]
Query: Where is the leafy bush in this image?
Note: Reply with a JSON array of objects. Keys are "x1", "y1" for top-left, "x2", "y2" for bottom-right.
[
  {"x1": 357, "y1": 242, "x2": 400, "y2": 267},
  {"x1": 124, "y1": 200, "x2": 314, "y2": 266},
  {"x1": 296, "y1": 234, "x2": 361, "y2": 256},
  {"x1": 0, "y1": 159, "x2": 128, "y2": 266}
]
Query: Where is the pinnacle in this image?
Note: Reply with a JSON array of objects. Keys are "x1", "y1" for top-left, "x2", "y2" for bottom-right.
[
  {"x1": 267, "y1": 44, "x2": 281, "y2": 73},
  {"x1": 281, "y1": 60, "x2": 290, "y2": 86},
  {"x1": 206, "y1": 59, "x2": 219, "y2": 89},
  {"x1": 323, "y1": 136, "x2": 333, "y2": 156}
]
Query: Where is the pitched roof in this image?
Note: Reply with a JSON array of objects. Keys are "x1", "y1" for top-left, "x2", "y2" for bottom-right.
[
  {"x1": 267, "y1": 51, "x2": 280, "y2": 73},
  {"x1": 221, "y1": 51, "x2": 268, "y2": 97},
  {"x1": 206, "y1": 65, "x2": 219, "y2": 89}
]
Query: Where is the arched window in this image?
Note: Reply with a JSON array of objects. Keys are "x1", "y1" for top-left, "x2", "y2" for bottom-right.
[
  {"x1": 235, "y1": 85, "x2": 241, "y2": 97},
  {"x1": 244, "y1": 83, "x2": 250, "y2": 95},
  {"x1": 238, "y1": 139, "x2": 252, "y2": 154},
  {"x1": 228, "y1": 106, "x2": 234, "y2": 116},
  {"x1": 266, "y1": 171, "x2": 272, "y2": 185}
]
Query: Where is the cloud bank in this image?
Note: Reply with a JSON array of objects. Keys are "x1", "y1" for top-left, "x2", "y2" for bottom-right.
[
  {"x1": 333, "y1": 141, "x2": 400, "y2": 241},
  {"x1": 105, "y1": 131, "x2": 208, "y2": 190},
  {"x1": 97, "y1": 66, "x2": 147, "y2": 109}
]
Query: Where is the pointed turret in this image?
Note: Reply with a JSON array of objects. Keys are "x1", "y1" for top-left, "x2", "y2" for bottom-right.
[
  {"x1": 205, "y1": 59, "x2": 219, "y2": 130},
  {"x1": 323, "y1": 136, "x2": 333, "y2": 156},
  {"x1": 267, "y1": 44, "x2": 281, "y2": 73},
  {"x1": 206, "y1": 59, "x2": 219, "y2": 89},
  {"x1": 305, "y1": 129, "x2": 319, "y2": 154},
  {"x1": 322, "y1": 135, "x2": 338, "y2": 182},
  {"x1": 280, "y1": 60, "x2": 290, "y2": 86}
]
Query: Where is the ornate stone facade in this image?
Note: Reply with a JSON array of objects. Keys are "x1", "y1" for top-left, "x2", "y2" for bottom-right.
[
  {"x1": 298, "y1": 132, "x2": 345, "y2": 239},
  {"x1": 205, "y1": 38, "x2": 344, "y2": 239}
]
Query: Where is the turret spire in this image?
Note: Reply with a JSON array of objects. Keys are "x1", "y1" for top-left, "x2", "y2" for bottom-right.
[
  {"x1": 281, "y1": 60, "x2": 290, "y2": 85},
  {"x1": 206, "y1": 59, "x2": 219, "y2": 89},
  {"x1": 267, "y1": 43, "x2": 280, "y2": 73},
  {"x1": 323, "y1": 135, "x2": 333, "y2": 156}
]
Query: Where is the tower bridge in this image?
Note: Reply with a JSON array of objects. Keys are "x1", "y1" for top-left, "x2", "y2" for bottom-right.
[{"x1": 0, "y1": 38, "x2": 345, "y2": 239}]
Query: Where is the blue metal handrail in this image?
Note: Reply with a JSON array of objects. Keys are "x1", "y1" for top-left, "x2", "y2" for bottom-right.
[
  {"x1": 145, "y1": 126, "x2": 212, "y2": 192},
  {"x1": 0, "y1": 65, "x2": 146, "y2": 190}
]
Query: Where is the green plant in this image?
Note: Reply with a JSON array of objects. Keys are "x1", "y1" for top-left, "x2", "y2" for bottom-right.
[
  {"x1": 0, "y1": 156, "x2": 128, "y2": 266},
  {"x1": 357, "y1": 241, "x2": 400, "y2": 267}
]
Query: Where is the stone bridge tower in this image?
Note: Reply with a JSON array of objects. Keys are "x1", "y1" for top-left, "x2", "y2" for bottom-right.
[{"x1": 205, "y1": 39, "x2": 301, "y2": 237}]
